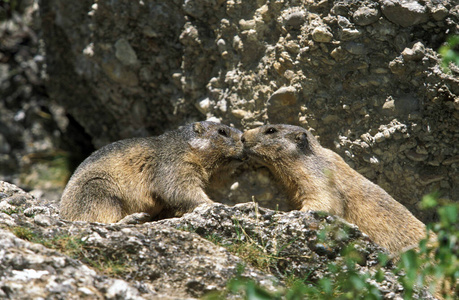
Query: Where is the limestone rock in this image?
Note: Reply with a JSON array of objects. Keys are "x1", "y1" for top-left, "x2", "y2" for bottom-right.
[
  {"x1": 380, "y1": 0, "x2": 429, "y2": 27},
  {"x1": 0, "y1": 181, "x2": 436, "y2": 299},
  {"x1": 267, "y1": 86, "x2": 300, "y2": 125},
  {"x1": 353, "y1": 6, "x2": 381, "y2": 26},
  {"x1": 0, "y1": 182, "x2": 278, "y2": 299},
  {"x1": 312, "y1": 26, "x2": 334, "y2": 43}
]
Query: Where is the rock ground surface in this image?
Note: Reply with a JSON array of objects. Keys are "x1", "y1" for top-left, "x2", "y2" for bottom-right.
[{"x1": 0, "y1": 181, "x2": 436, "y2": 299}]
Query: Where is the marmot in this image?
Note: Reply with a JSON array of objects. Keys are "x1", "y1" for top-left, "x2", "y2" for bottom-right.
[
  {"x1": 60, "y1": 121, "x2": 244, "y2": 223},
  {"x1": 241, "y1": 124, "x2": 428, "y2": 255}
]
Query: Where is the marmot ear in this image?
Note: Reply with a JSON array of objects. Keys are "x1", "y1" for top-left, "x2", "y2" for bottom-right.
[
  {"x1": 295, "y1": 132, "x2": 308, "y2": 149},
  {"x1": 193, "y1": 122, "x2": 205, "y2": 134}
]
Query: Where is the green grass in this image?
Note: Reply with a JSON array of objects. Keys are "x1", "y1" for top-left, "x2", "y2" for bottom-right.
[
  {"x1": 439, "y1": 35, "x2": 459, "y2": 73},
  {"x1": 9, "y1": 226, "x2": 129, "y2": 277},
  {"x1": 0, "y1": 206, "x2": 22, "y2": 215}
]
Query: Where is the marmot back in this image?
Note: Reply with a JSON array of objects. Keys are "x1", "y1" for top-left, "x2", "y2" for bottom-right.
[
  {"x1": 242, "y1": 124, "x2": 428, "y2": 255},
  {"x1": 60, "y1": 121, "x2": 244, "y2": 223}
]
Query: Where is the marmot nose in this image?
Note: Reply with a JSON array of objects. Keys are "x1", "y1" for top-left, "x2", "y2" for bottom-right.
[{"x1": 241, "y1": 136, "x2": 246, "y2": 143}]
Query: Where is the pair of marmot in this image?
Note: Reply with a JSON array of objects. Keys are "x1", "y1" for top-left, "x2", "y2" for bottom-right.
[{"x1": 60, "y1": 122, "x2": 428, "y2": 255}]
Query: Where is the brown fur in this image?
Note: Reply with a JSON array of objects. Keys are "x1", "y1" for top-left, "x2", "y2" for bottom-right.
[
  {"x1": 242, "y1": 124, "x2": 428, "y2": 255},
  {"x1": 60, "y1": 121, "x2": 244, "y2": 223}
]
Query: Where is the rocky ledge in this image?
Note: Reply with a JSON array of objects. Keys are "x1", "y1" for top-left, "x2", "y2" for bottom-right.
[{"x1": 0, "y1": 181, "x2": 435, "y2": 299}]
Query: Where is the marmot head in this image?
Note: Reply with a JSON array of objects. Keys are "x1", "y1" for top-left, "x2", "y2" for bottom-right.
[
  {"x1": 241, "y1": 124, "x2": 319, "y2": 167},
  {"x1": 185, "y1": 121, "x2": 245, "y2": 162}
]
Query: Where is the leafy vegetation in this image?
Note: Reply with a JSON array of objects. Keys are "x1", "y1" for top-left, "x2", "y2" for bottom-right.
[
  {"x1": 439, "y1": 35, "x2": 459, "y2": 72},
  {"x1": 204, "y1": 196, "x2": 458, "y2": 299},
  {"x1": 402, "y1": 194, "x2": 459, "y2": 299}
]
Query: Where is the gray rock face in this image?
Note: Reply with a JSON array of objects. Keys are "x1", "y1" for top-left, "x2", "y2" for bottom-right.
[
  {"x1": 0, "y1": 7, "x2": 95, "y2": 195},
  {"x1": 0, "y1": 181, "x2": 437, "y2": 299},
  {"x1": 381, "y1": 0, "x2": 429, "y2": 27},
  {"x1": 160, "y1": 203, "x2": 390, "y2": 281},
  {"x1": 37, "y1": 0, "x2": 459, "y2": 223},
  {"x1": 353, "y1": 6, "x2": 381, "y2": 26},
  {"x1": 0, "y1": 181, "x2": 279, "y2": 299},
  {"x1": 0, "y1": 230, "x2": 148, "y2": 300},
  {"x1": 40, "y1": 0, "x2": 195, "y2": 148}
]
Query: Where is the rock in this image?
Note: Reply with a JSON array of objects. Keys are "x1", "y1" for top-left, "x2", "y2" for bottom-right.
[
  {"x1": 117, "y1": 212, "x2": 152, "y2": 224},
  {"x1": 0, "y1": 228, "x2": 151, "y2": 299},
  {"x1": 23, "y1": 206, "x2": 51, "y2": 221},
  {"x1": 196, "y1": 97, "x2": 212, "y2": 115},
  {"x1": 344, "y1": 42, "x2": 367, "y2": 55},
  {"x1": 268, "y1": 86, "x2": 298, "y2": 106},
  {"x1": 231, "y1": 109, "x2": 247, "y2": 119},
  {"x1": 340, "y1": 27, "x2": 361, "y2": 41},
  {"x1": 183, "y1": 0, "x2": 205, "y2": 18},
  {"x1": 0, "y1": 182, "x2": 280, "y2": 299},
  {"x1": 382, "y1": 99, "x2": 396, "y2": 114},
  {"x1": 312, "y1": 26, "x2": 334, "y2": 43},
  {"x1": 0, "y1": 135, "x2": 11, "y2": 153},
  {"x1": 322, "y1": 114, "x2": 340, "y2": 124},
  {"x1": 353, "y1": 7, "x2": 381, "y2": 26},
  {"x1": 388, "y1": 57, "x2": 406, "y2": 75},
  {"x1": 419, "y1": 173, "x2": 445, "y2": 186},
  {"x1": 239, "y1": 19, "x2": 256, "y2": 31},
  {"x1": 394, "y1": 94, "x2": 420, "y2": 114},
  {"x1": 442, "y1": 155, "x2": 459, "y2": 165},
  {"x1": 380, "y1": 0, "x2": 429, "y2": 28},
  {"x1": 401, "y1": 42, "x2": 425, "y2": 61},
  {"x1": 0, "y1": 181, "x2": 36, "y2": 210},
  {"x1": 374, "y1": 132, "x2": 386, "y2": 143},
  {"x1": 160, "y1": 202, "x2": 435, "y2": 299},
  {"x1": 282, "y1": 9, "x2": 307, "y2": 30},
  {"x1": 431, "y1": 5, "x2": 449, "y2": 21},
  {"x1": 2, "y1": 181, "x2": 436, "y2": 299},
  {"x1": 330, "y1": 46, "x2": 348, "y2": 61},
  {"x1": 267, "y1": 86, "x2": 300, "y2": 124},
  {"x1": 103, "y1": 60, "x2": 139, "y2": 85},
  {"x1": 405, "y1": 150, "x2": 428, "y2": 162},
  {"x1": 114, "y1": 38, "x2": 139, "y2": 66},
  {"x1": 40, "y1": 0, "x2": 191, "y2": 146}
]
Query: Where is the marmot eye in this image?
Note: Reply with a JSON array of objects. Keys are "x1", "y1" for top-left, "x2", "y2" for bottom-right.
[
  {"x1": 265, "y1": 127, "x2": 277, "y2": 134},
  {"x1": 218, "y1": 128, "x2": 228, "y2": 137}
]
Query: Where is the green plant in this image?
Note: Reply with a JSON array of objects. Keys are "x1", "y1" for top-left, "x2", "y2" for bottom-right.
[
  {"x1": 11, "y1": 226, "x2": 36, "y2": 241},
  {"x1": 0, "y1": 206, "x2": 22, "y2": 215},
  {"x1": 10, "y1": 226, "x2": 85, "y2": 258},
  {"x1": 227, "y1": 275, "x2": 280, "y2": 300},
  {"x1": 225, "y1": 218, "x2": 278, "y2": 273},
  {"x1": 439, "y1": 35, "x2": 459, "y2": 72},
  {"x1": 204, "y1": 194, "x2": 458, "y2": 299},
  {"x1": 397, "y1": 194, "x2": 458, "y2": 299},
  {"x1": 82, "y1": 255, "x2": 129, "y2": 277}
]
